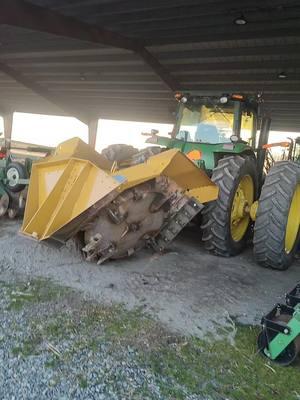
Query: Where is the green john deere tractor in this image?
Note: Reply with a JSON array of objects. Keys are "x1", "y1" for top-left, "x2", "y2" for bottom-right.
[
  {"x1": 146, "y1": 93, "x2": 265, "y2": 257},
  {"x1": 0, "y1": 138, "x2": 30, "y2": 218},
  {"x1": 0, "y1": 136, "x2": 51, "y2": 218},
  {"x1": 102, "y1": 92, "x2": 300, "y2": 269},
  {"x1": 102, "y1": 93, "x2": 268, "y2": 257}
]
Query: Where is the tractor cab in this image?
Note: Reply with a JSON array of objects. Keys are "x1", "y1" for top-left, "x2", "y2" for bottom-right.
[
  {"x1": 146, "y1": 93, "x2": 261, "y2": 172},
  {"x1": 173, "y1": 93, "x2": 258, "y2": 147}
]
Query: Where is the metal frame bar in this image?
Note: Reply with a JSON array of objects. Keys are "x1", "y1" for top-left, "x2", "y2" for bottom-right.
[
  {"x1": 0, "y1": 61, "x2": 88, "y2": 124},
  {"x1": 0, "y1": 0, "x2": 180, "y2": 93},
  {"x1": 3, "y1": 112, "x2": 13, "y2": 146},
  {"x1": 88, "y1": 119, "x2": 99, "y2": 149}
]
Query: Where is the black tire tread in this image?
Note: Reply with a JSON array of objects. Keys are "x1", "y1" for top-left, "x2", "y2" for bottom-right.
[
  {"x1": 201, "y1": 155, "x2": 257, "y2": 256},
  {"x1": 253, "y1": 161, "x2": 300, "y2": 270}
]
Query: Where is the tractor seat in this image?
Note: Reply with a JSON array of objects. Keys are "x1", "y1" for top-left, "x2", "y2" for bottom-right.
[{"x1": 195, "y1": 123, "x2": 219, "y2": 143}]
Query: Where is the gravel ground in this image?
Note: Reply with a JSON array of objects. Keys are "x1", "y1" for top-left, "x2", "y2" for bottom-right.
[
  {"x1": 0, "y1": 278, "x2": 204, "y2": 400},
  {"x1": 1, "y1": 278, "x2": 300, "y2": 400},
  {"x1": 1, "y1": 219, "x2": 300, "y2": 399}
]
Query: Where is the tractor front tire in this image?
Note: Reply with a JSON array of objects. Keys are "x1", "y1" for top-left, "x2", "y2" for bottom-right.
[
  {"x1": 253, "y1": 161, "x2": 300, "y2": 270},
  {"x1": 201, "y1": 155, "x2": 258, "y2": 256}
]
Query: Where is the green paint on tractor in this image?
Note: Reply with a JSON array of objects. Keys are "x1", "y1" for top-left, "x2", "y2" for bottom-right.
[{"x1": 154, "y1": 136, "x2": 253, "y2": 171}]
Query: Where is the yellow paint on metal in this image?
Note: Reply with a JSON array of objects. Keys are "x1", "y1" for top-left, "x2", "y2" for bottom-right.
[
  {"x1": 21, "y1": 139, "x2": 218, "y2": 243},
  {"x1": 230, "y1": 175, "x2": 254, "y2": 242},
  {"x1": 22, "y1": 158, "x2": 121, "y2": 240},
  {"x1": 114, "y1": 148, "x2": 219, "y2": 204},
  {"x1": 249, "y1": 200, "x2": 258, "y2": 221},
  {"x1": 285, "y1": 184, "x2": 300, "y2": 254},
  {"x1": 40, "y1": 137, "x2": 112, "y2": 170}
]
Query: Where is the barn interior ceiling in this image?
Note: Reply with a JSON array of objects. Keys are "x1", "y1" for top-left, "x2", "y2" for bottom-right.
[{"x1": 0, "y1": 0, "x2": 299, "y2": 131}]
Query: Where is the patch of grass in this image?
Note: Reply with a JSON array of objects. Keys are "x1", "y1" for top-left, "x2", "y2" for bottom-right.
[
  {"x1": 11, "y1": 335, "x2": 42, "y2": 357},
  {"x1": 59, "y1": 302, "x2": 296, "y2": 399},
  {"x1": 77, "y1": 374, "x2": 88, "y2": 389},
  {"x1": 43, "y1": 316, "x2": 78, "y2": 339},
  {"x1": 59, "y1": 304, "x2": 298, "y2": 400},
  {"x1": 44, "y1": 357, "x2": 60, "y2": 369},
  {"x1": 11, "y1": 346, "x2": 22, "y2": 356},
  {"x1": 142, "y1": 325, "x2": 300, "y2": 400},
  {"x1": 4, "y1": 278, "x2": 300, "y2": 399},
  {"x1": 104, "y1": 307, "x2": 150, "y2": 340},
  {"x1": 3, "y1": 279, "x2": 67, "y2": 311}
]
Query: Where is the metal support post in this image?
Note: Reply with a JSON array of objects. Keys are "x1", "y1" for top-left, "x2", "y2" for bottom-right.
[{"x1": 88, "y1": 118, "x2": 98, "y2": 149}]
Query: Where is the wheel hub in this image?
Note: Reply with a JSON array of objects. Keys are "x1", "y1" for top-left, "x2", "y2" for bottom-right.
[
  {"x1": 285, "y1": 183, "x2": 300, "y2": 254},
  {"x1": 6, "y1": 167, "x2": 20, "y2": 187},
  {"x1": 230, "y1": 175, "x2": 254, "y2": 242},
  {"x1": 231, "y1": 186, "x2": 249, "y2": 225}
]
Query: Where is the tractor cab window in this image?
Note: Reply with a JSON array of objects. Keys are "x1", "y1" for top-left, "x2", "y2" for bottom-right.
[
  {"x1": 241, "y1": 112, "x2": 254, "y2": 144},
  {"x1": 177, "y1": 105, "x2": 233, "y2": 143},
  {"x1": 177, "y1": 105, "x2": 254, "y2": 145}
]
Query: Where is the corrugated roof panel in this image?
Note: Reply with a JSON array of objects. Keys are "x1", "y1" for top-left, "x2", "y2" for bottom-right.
[{"x1": 0, "y1": 0, "x2": 299, "y2": 130}]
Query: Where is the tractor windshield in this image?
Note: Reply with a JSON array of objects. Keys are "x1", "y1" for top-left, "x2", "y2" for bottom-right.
[{"x1": 177, "y1": 105, "x2": 253, "y2": 144}]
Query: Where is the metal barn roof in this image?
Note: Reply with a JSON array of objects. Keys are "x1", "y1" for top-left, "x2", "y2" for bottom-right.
[{"x1": 0, "y1": 0, "x2": 300, "y2": 131}]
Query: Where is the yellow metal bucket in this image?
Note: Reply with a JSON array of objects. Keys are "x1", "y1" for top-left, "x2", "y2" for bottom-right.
[{"x1": 21, "y1": 138, "x2": 218, "y2": 247}]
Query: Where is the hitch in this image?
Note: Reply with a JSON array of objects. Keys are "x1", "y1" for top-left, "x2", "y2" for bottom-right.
[{"x1": 257, "y1": 284, "x2": 300, "y2": 366}]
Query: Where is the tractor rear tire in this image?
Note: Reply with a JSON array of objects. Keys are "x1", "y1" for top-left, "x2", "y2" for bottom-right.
[
  {"x1": 253, "y1": 161, "x2": 300, "y2": 270},
  {"x1": 101, "y1": 144, "x2": 139, "y2": 162},
  {"x1": 201, "y1": 155, "x2": 258, "y2": 256}
]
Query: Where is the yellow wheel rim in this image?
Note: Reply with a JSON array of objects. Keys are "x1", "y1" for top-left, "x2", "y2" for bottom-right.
[
  {"x1": 285, "y1": 184, "x2": 300, "y2": 254},
  {"x1": 230, "y1": 175, "x2": 254, "y2": 242}
]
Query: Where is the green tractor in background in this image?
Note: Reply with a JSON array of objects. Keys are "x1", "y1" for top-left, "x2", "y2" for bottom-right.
[
  {"x1": 0, "y1": 137, "x2": 30, "y2": 218},
  {"x1": 103, "y1": 92, "x2": 300, "y2": 269},
  {"x1": 0, "y1": 135, "x2": 51, "y2": 218}
]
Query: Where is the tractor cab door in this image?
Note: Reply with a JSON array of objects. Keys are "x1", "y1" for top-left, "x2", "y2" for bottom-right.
[{"x1": 240, "y1": 112, "x2": 256, "y2": 147}]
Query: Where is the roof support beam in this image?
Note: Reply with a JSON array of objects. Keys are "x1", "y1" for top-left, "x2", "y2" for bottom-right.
[
  {"x1": 0, "y1": 0, "x2": 135, "y2": 51},
  {"x1": 0, "y1": 0, "x2": 180, "y2": 92},
  {"x1": 54, "y1": 0, "x2": 296, "y2": 18},
  {"x1": 138, "y1": 48, "x2": 179, "y2": 91},
  {"x1": 88, "y1": 118, "x2": 98, "y2": 149},
  {"x1": 170, "y1": 60, "x2": 300, "y2": 73},
  {"x1": 157, "y1": 44, "x2": 300, "y2": 61},
  {"x1": 145, "y1": 27, "x2": 300, "y2": 46},
  {"x1": 0, "y1": 61, "x2": 88, "y2": 124},
  {"x1": 3, "y1": 112, "x2": 13, "y2": 145},
  {"x1": 115, "y1": 10, "x2": 300, "y2": 35},
  {"x1": 0, "y1": 104, "x2": 10, "y2": 116}
]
